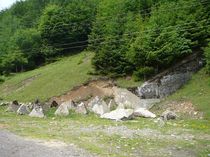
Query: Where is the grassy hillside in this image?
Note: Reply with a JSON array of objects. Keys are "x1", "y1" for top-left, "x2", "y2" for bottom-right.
[
  {"x1": 165, "y1": 69, "x2": 210, "y2": 119},
  {"x1": 0, "y1": 52, "x2": 94, "y2": 102},
  {"x1": 0, "y1": 51, "x2": 141, "y2": 102}
]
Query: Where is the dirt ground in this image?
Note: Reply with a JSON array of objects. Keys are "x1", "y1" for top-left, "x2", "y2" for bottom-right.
[
  {"x1": 50, "y1": 80, "x2": 114, "y2": 105},
  {"x1": 0, "y1": 130, "x2": 95, "y2": 157}
]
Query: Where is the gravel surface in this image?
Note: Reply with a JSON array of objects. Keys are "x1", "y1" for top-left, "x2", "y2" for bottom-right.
[{"x1": 0, "y1": 130, "x2": 95, "y2": 157}]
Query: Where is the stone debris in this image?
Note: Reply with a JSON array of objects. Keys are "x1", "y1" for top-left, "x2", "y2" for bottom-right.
[
  {"x1": 161, "y1": 110, "x2": 177, "y2": 121},
  {"x1": 101, "y1": 109, "x2": 134, "y2": 121},
  {"x1": 133, "y1": 108, "x2": 156, "y2": 118}
]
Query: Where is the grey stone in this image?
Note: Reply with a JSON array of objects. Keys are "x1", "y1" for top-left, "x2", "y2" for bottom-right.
[
  {"x1": 6, "y1": 101, "x2": 20, "y2": 113},
  {"x1": 17, "y1": 104, "x2": 31, "y2": 115},
  {"x1": 133, "y1": 108, "x2": 156, "y2": 118},
  {"x1": 101, "y1": 109, "x2": 134, "y2": 121},
  {"x1": 137, "y1": 73, "x2": 192, "y2": 99},
  {"x1": 75, "y1": 102, "x2": 87, "y2": 114},
  {"x1": 29, "y1": 106, "x2": 45, "y2": 118},
  {"x1": 137, "y1": 82, "x2": 159, "y2": 99},
  {"x1": 54, "y1": 100, "x2": 75, "y2": 116},
  {"x1": 161, "y1": 110, "x2": 177, "y2": 121}
]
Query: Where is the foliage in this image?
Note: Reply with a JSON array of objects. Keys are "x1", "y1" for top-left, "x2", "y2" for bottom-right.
[
  {"x1": 0, "y1": 0, "x2": 209, "y2": 79},
  {"x1": 204, "y1": 42, "x2": 210, "y2": 73},
  {"x1": 39, "y1": 0, "x2": 96, "y2": 57},
  {"x1": 89, "y1": 0, "x2": 210, "y2": 78}
]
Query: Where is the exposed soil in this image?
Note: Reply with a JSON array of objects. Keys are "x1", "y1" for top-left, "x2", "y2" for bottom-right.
[{"x1": 50, "y1": 79, "x2": 114, "y2": 105}]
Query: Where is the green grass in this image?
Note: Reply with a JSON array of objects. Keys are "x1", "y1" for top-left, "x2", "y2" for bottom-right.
[
  {"x1": 0, "y1": 106, "x2": 209, "y2": 157},
  {"x1": 0, "y1": 52, "x2": 94, "y2": 102},
  {"x1": 115, "y1": 77, "x2": 143, "y2": 88},
  {"x1": 0, "y1": 53, "x2": 210, "y2": 156},
  {"x1": 0, "y1": 51, "x2": 143, "y2": 102}
]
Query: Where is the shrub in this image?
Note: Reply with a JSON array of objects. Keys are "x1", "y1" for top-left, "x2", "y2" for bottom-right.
[
  {"x1": 204, "y1": 42, "x2": 210, "y2": 73},
  {"x1": 133, "y1": 66, "x2": 155, "y2": 81}
]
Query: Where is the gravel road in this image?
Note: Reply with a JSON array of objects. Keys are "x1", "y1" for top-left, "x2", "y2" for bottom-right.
[{"x1": 0, "y1": 130, "x2": 94, "y2": 157}]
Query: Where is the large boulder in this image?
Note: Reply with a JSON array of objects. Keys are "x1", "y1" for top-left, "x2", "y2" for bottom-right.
[
  {"x1": 29, "y1": 106, "x2": 45, "y2": 118},
  {"x1": 161, "y1": 110, "x2": 177, "y2": 121},
  {"x1": 113, "y1": 87, "x2": 149, "y2": 109},
  {"x1": 54, "y1": 100, "x2": 75, "y2": 116},
  {"x1": 6, "y1": 101, "x2": 20, "y2": 112},
  {"x1": 88, "y1": 96, "x2": 109, "y2": 116},
  {"x1": 101, "y1": 109, "x2": 134, "y2": 121},
  {"x1": 133, "y1": 108, "x2": 156, "y2": 118},
  {"x1": 107, "y1": 99, "x2": 117, "y2": 111},
  {"x1": 55, "y1": 104, "x2": 69, "y2": 116},
  {"x1": 75, "y1": 102, "x2": 88, "y2": 114},
  {"x1": 62, "y1": 100, "x2": 76, "y2": 110},
  {"x1": 17, "y1": 104, "x2": 31, "y2": 115}
]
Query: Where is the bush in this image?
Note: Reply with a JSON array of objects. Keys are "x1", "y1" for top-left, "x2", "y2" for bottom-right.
[
  {"x1": 204, "y1": 42, "x2": 210, "y2": 73},
  {"x1": 133, "y1": 67, "x2": 155, "y2": 81}
]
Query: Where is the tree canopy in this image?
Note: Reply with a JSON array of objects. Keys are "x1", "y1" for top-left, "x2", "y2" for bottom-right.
[{"x1": 0, "y1": 0, "x2": 209, "y2": 77}]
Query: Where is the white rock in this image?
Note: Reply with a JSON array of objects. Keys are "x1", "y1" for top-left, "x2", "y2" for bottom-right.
[
  {"x1": 29, "y1": 106, "x2": 45, "y2": 118},
  {"x1": 55, "y1": 104, "x2": 69, "y2": 116},
  {"x1": 75, "y1": 102, "x2": 87, "y2": 114},
  {"x1": 62, "y1": 100, "x2": 76, "y2": 110},
  {"x1": 101, "y1": 109, "x2": 134, "y2": 121},
  {"x1": 133, "y1": 108, "x2": 156, "y2": 118},
  {"x1": 88, "y1": 96, "x2": 109, "y2": 116},
  {"x1": 92, "y1": 100, "x2": 109, "y2": 116}
]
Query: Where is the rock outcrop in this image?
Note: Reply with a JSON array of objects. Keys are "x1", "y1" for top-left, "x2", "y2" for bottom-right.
[{"x1": 137, "y1": 53, "x2": 203, "y2": 99}]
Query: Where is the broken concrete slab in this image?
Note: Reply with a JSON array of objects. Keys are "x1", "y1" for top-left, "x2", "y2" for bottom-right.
[
  {"x1": 133, "y1": 108, "x2": 156, "y2": 118},
  {"x1": 101, "y1": 109, "x2": 134, "y2": 121}
]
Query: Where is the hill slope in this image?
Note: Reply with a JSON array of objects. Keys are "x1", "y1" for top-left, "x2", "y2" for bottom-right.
[{"x1": 0, "y1": 52, "x2": 94, "y2": 102}]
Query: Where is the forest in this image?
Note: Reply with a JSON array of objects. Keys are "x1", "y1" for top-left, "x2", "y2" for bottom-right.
[{"x1": 0, "y1": 0, "x2": 209, "y2": 78}]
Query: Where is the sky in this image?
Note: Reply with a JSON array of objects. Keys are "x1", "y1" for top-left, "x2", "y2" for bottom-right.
[{"x1": 0, "y1": 0, "x2": 19, "y2": 11}]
